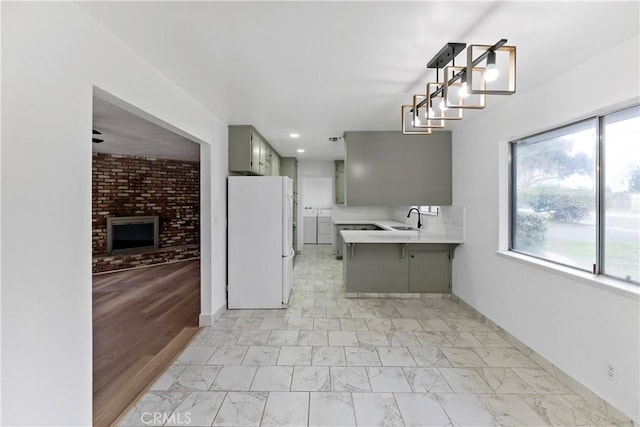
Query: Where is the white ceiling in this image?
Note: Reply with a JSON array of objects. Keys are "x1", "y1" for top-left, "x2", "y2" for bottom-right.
[
  {"x1": 81, "y1": 1, "x2": 639, "y2": 161},
  {"x1": 92, "y1": 96, "x2": 200, "y2": 161}
]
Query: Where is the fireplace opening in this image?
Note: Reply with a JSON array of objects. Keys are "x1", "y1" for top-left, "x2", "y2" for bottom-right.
[{"x1": 107, "y1": 216, "x2": 159, "y2": 255}]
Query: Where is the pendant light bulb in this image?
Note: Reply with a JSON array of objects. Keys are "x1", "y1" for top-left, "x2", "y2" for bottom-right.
[
  {"x1": 458, "y1": 71, "x2": 469, "y2": 98},
  {"x1": 438, "y1": 99, "x2": 447, "y2": 111},
  {"x1": 485, "y1": 50, "x2": 499, "y2": 82},
  {"x1": 459, "y1": 81, "x2": 469, "y2": 98},
  {"x1": 428, "y1": 107, "x2": 435, "y2": 118}
]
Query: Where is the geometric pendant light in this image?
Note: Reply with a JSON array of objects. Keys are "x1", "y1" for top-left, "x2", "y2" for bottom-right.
[{"x1": 401, "y1": 39, "x2": 517, "y2": 135}]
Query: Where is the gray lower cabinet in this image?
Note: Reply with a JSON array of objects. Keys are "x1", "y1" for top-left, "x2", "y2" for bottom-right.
[
  {"x1": 335, "y1": 224, "x2": 379, "y2": 258},
  {"x1": 408, "y1": 250, "x2": 451, "y2": 292},
  {"x1": 344, "y1": 243, "x2": 455, "y2": 293},
  {"x1": 335, "y1": 226, "x2": 352, "y2": 258},
  {"x1": 342, "y1": 243, "x2": 408, "y2": 293}
]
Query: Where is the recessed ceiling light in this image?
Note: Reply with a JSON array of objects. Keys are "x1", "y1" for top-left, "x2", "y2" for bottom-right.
[
  {"x1": 290, "y1": 133, "x2": 300, "y2": 138},
  {"x1": 297, "y1": 149, "x2": 305, "y2": 153}
]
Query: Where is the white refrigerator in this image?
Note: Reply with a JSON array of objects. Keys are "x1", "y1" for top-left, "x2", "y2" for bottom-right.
[{"x1": 228, "y1": 176, "x2": 294, "y2": 309}]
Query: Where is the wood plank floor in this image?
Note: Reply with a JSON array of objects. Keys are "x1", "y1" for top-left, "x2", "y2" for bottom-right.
[{"x1": 93, "y1": 259, "x2": 200, "y2": 426}]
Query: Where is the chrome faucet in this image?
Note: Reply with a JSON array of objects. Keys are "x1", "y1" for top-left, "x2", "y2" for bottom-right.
[{"x1": 407, "y1": 208, "x2": 422, "y2": 229}]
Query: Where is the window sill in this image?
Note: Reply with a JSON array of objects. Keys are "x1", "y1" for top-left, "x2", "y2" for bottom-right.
[{"x1": 495, "y1": 250, "x2": 640, "y2": 299}]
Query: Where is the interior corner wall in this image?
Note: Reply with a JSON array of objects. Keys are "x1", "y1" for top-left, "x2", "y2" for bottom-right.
[
  {"x1": 1, "y1": 3, "x2": 227, "y2": 425},
  {"x1": 451, "y1": 35, "x2": 640, "y2": 422},
  {"x1": 200, "y1": 121, "x2": 229, "y2": 326}
]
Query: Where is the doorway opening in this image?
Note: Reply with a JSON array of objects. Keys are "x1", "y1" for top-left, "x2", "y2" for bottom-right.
[
  {"x1": 91, "y1": 90, "x2": 203, "y2": 425},
  {"x1": 301, "y1": 175, "x2": 333, "y2": 248}
]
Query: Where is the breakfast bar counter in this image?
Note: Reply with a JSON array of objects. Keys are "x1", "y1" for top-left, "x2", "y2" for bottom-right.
[{"x1": 338, "y1": 223, "x2": 463, "y2": 295}]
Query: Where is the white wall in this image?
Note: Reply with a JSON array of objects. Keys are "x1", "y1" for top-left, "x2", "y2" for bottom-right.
[
  {"x1": 1, "y1": 3, "x2": 228, "y2": 425},
  {"x1": 302, "y1": 176, "x2": 333, "y2": 209},
  {"x1": 299, "y1": 159, "x2": 334, "y2": 206},
  {"x1": 391, "y1": 206, "x2": 464, "y2": 235},
  {"x1": 452, "y1": 35, "x2": 640, "y2": 422},
  {"x1": 332, "y1": 205, "x2": 393, "y2": 221}
]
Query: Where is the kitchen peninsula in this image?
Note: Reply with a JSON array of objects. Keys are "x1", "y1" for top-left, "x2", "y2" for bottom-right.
[{"x1": 338, "y1": 220, "x2": 463, "y2": 295}]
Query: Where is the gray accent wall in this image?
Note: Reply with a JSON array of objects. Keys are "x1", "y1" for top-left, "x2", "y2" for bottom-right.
[{"x1": 344, "y1": 131, "x2": 452, "y2": 206}]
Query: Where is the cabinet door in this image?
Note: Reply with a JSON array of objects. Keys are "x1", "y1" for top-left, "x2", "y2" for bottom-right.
[
  {"x1": 265, "y1": 152, "x2": 272, "y2": 176},
  {"x1": 259, "y1": 140, "x2": 268, "y2": 175},
  {"x1": 408, "y1": 251, "x2": 450, "y2": 293},
  {"x1": 344, "y1": 131, "x2": 451, "y2": 206},
  {"x1": 345, "y1": 243, "x2": 409, "y2": 293},
  {"x1": 335, "y1": 160, "x2": 345, "y2": 204},
  {"x1": 250, "y1": 131, "x2": 261, "y2": 174}
]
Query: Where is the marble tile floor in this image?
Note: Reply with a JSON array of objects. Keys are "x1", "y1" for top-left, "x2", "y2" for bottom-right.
[{"x1": 119, "y1": 245, "x2": 627, "y2": 426}]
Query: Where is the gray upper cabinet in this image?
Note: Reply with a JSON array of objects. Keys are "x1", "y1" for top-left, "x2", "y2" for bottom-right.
[
  {"x1": 344, "y1": 131, "x2": 452, "y2": 206},
  {"x1": 228, "y1": 125, "x2": 280, "y2": 176},
  {"x1": 259, "y1": 139, "x2": 269, "y2": 175},
  {"x1": 335, "y1": 160, "x2": 345, "y2": 204},
  {"x1": 250, "y1": 131, "x2": 261, "y2": 174}
]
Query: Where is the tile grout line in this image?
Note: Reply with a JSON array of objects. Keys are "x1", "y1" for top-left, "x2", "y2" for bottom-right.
[
  {"x1": 121, "y1": 245, "x2": 630, "y2": 426},
  {"x1": 451, "y1": 292, "x2": 634, "y2": 424}
]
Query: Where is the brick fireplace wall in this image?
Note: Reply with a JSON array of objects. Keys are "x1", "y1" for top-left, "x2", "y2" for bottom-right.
[{"x1": 92, "y1": 152, "x2": 200, "y2": 273}]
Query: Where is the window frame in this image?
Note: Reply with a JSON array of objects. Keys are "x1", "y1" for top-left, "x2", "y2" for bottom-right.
[{"x1": 508, "y1": 104, "x2": 639, "y2": 285}]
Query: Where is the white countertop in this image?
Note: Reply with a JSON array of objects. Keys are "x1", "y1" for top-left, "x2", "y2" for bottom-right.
[
  {"x1": 336, "y1": 220, "x2": 464, "y2": 244},
  {"x1": 334, "y1": 220, "x2": 383, "y2": 225}
]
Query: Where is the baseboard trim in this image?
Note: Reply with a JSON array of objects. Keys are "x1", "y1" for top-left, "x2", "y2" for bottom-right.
[
  {"x1": 451, "y1": 292, "x2": 635, "y2": 425},
  {"x1": 92, "y1": 257, "x2": 201, "y2": 276},
  {"x1": 199, "y1": 303, "x2": 227, "y2": 326},
  {"x1": 346, "y1": 292, "x2": 451, "y2": 299}
]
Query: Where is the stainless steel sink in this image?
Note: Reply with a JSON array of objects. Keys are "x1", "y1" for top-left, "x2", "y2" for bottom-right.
[{"x1": 390, "y1": 225, "x2": 417, "y2": 231}]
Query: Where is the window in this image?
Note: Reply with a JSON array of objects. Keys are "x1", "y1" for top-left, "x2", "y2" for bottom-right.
[
  {"x1": 510, "y1": 105, "x2": 639, "y2": 284},
  {"x1": 603, "y1": 107, "x2": 640, "y2": 282},
  {"x1": 418, "y1": 206, "x2": 439, "y2": 216}
]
